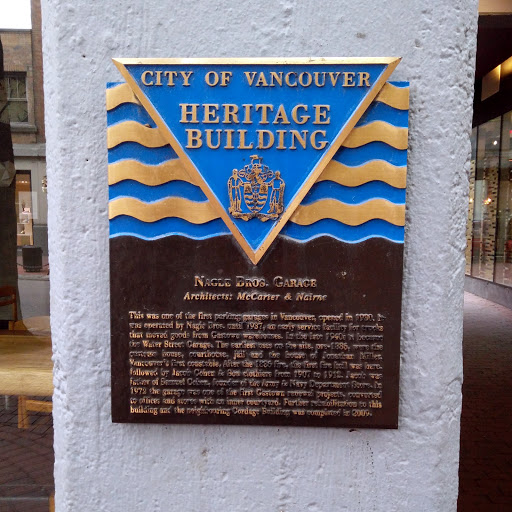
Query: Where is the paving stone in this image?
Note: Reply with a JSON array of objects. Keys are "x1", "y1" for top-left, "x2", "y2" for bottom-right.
[
  {"x1": 457, "y1": 293, "x2": 512, "y2": 511},
  {"x1": 0, "y1": 397, "x2": 54, "y2": 509}
]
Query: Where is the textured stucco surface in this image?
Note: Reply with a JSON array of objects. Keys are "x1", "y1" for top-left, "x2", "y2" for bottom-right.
[{"x1": 41, "y1": 1, "x2": 478, "y2": 510}]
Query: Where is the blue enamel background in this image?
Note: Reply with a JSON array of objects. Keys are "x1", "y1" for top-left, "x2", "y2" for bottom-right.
[{"x1": 123, "y1": 63, "x2": 388, "y2": 251}]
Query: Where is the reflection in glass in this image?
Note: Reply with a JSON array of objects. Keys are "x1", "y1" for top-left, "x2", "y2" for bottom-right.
[
  {"x1": 471, "y1": 117, "x2": 501, "y2": 281},
  {"x1": 495, "y1": 110, "x2": 512, "y2": 286},
  {"x1": 0, "y1": 15, "x2": 55, "y2": 509}
]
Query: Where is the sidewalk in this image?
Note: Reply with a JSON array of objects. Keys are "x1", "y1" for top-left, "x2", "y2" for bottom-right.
[
  {"x1": 458, "y1": 292, "x2": 512, "y2": 511},
  {"x1": 0, "y1": 397, "x2": 53, "y2": 512}
]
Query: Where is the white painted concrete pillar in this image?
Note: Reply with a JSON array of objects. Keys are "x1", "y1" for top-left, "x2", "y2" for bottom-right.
[{"x1": 42, "y1": 1, "x2": 478, "y2": 510}]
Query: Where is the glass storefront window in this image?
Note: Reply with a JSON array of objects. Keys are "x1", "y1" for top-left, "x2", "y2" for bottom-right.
[
  {"x1": 471, "y1": 116, "x2": 501, "y2": 281},
  {"x1": 465, "y1": 128, "x2": 477, "y2": 275},
  {"x1": 1, "y1": 19, "x2": 54, "y2": 508},
  {"x1": 494, "y1": 110, "x2": 512, "y2": 286}
]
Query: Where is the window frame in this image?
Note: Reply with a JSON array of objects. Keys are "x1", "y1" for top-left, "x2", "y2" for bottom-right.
[{"x1": 5, "y1": 72, "x2": 29, "y2": 125}]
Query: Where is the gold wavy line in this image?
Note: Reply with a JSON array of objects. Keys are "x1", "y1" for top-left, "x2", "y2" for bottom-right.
[
  {"x1": 290, "y1": 199, "x2": 405, "y2": 226},
  {"x1": 106, "y1": 83, "x2": 141, "y2": 110},
  {"x1": 109, "y1": 197, "x2": 219, "y2": 223},
  {"x1": 375, "y1": 83, "x2": 409, "y2": 110},
  {"x1": 318, "y1": 159, "x2": 407, "y2": 188},
  {"x1": 342, "y1": 121, "x2": 408, "y2": 150},
  {"x1": 107, "y1": 121, "x2": 167, "y2": 149},
  {"x1": 108, "y1": 159, "x2": 198, "y2": 186}
]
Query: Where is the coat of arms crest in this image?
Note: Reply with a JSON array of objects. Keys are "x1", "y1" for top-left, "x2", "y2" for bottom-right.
[{"x1": 227, "y1": 155, "x2": 285, "y2": 221}]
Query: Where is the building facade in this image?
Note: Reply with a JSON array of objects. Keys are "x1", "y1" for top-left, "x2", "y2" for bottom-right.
[
  {"x1": 465, "y1": 13, "x2": 512, "y2": 307},
  {"x1": 0, "y1": 0, "x2": 47, "y2": 255}
]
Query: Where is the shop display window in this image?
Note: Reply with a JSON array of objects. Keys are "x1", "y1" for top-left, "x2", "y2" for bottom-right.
[
  {"x1": 465, "y1": 129, "x2": 477, "y2": 275},
  {"x1": 15, "y1": 171, "x2": 33, "y2": 246},
  {"x1": 494, "y1": 111, "x2": 512, "y2": 286},
  {"x1": 471, "y1": 117, "x2": 501, "y2": 281},
  {"x1": 466, "y1": 110, "x2": 512, "y2": 289}
]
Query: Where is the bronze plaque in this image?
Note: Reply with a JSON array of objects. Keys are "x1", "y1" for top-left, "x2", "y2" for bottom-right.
[{"x1": 108, "y1": 58, "x2": 409, "y2": 427}]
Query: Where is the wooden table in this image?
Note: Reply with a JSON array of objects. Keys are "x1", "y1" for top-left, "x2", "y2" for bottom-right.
[
  {"x1": 0, "y1": 330, "x2": 54, "y2": 508},
  {"x1": 0, "y1": 330, "x2": 53, "y2": 396}
]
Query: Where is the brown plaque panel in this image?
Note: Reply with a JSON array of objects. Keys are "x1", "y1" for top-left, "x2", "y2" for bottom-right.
[{"x1": 111, "y1": 235, "x2": 402, "y2": 427}]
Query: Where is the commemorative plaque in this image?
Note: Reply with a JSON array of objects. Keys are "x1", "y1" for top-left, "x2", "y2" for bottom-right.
[{"x1": 108, "y1": 58, "x2": 409, "y2": 427}]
